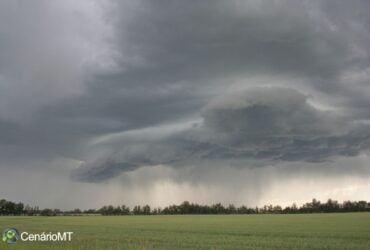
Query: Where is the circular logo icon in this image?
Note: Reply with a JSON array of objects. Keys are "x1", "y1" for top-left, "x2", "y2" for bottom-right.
[{"x1": 2, "y1": 228, "x2": 19, "y2": 244}]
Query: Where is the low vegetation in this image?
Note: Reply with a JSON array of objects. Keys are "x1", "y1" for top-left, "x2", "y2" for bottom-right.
[{"x1": 0, "y1": 213, "x2": 369, "y2": 249}]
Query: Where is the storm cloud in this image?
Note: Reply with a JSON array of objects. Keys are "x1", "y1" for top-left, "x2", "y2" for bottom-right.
[
  {"x1": 72, "y1": 87, "x2": 370, "y2": 182},
  {"x1": 1, "y1": 0, "x2": 370, "y2": 208}
]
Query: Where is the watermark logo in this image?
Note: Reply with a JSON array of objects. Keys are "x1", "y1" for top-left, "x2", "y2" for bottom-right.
[
  {"x1": 2, "y1": 228, "x2": 73, "y2": 244},
  {"x1": 2, "y1": 228, "x2": 20, "y2": 244}
]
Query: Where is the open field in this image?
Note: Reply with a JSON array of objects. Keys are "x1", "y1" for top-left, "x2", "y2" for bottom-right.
[{"x1": 0, "y1": 213, "x2": 369, "y2": 249}]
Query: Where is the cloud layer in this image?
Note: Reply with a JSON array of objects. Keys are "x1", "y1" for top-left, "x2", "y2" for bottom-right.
[
  {"x1": 1, "y1": 0, "x2": 370, "y2": 208},
  {"x1": 72, "y1": 87, "x2": 370, "y2": 182}
]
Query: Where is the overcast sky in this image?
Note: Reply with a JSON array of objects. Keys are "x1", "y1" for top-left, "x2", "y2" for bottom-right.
[{"x1": 1, "y1": 0, "x2": 370, "y2": 209}]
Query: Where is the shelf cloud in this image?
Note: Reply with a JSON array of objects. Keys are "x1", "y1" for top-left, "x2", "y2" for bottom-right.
[{"x1": 72, "y1": 87, "x2": 370, "y2": 182}]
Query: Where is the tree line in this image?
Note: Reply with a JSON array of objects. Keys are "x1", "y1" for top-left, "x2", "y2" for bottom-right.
[{"x1": 0, "y1": 198, "x2": 369, "y2": 216}]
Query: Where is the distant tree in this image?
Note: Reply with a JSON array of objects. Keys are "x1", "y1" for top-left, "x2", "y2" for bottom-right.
[
  {"x1": 311, "y1": 199, "x2": 321, "y2": 213},
  {"x1": 227, "y1": 204, "x2": 236, "y2": 214},
  {"x1": 83, "y1": 209, "x2": 97, "y2": 214},
  {"x1": 133, "y1": 205, "x2": 142, "y2": 215},
  {"x1": 358, "y1": 201, "x2": 368, "y2": 211},
  {"x1": 1, "y1": 197, "x2": 370, "y2": 216},
  {"x1": 106, "y1": 205, "x2": 115, "y2": 215},
  {"x1": 237, "y1": 206, "x2": 248, "y2": 214},
  {"x1": 112, "y1": 206, "x2": 122, "y2": 215},
  {"x1": 142, "y1": 205, "x2": 151, "y2": 215},
  {"x1": 212, "y1": 203, "x2": 225, "y2": 214},
  {"x1": 0, "y1": 199, "x2": 7, "y2": 215},
  {"x1": 72, "y1": 208, "x2": 82, "y2": 214},
  {"x1": 179, "y1": 201, "x2": 190, "y2": 214},
  {"x1": 272, "y1": 205, "x2": 282, "y2": 214},
  {"x1": 152, "y1": 208, "x2": 161, "y2": 215},
  {"x1": 40, "y1": 208, "x2": 57, "y2": 216},
  {"x1": 121, "y1": 205, "x2": 130, "y2": 215},
  {"x1": 322, "y1": 199, "x2": 339, "y2": 213}
]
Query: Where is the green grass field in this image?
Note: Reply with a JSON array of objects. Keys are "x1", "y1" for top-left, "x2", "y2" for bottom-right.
[{"x1": 0, "y1": 213, "x2": 369, "y2": 249}]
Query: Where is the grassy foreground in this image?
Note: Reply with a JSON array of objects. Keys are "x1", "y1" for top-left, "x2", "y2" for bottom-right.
[{"x1": 0, "y1": 213, "x2": 369, "y2": 249}]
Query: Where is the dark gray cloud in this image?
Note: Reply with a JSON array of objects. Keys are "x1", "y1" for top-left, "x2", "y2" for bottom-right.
[
  {"x1": 72, "y1": 87, "x2": 370, "y2": 182},
  {"x1": 0, "y1": 0, "x2": 370, "y2": 206}
]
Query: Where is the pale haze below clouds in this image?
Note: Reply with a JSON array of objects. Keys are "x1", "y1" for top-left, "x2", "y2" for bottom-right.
[{"x1": 0, "y1": 0, "x2": 370, "y2": 209}]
